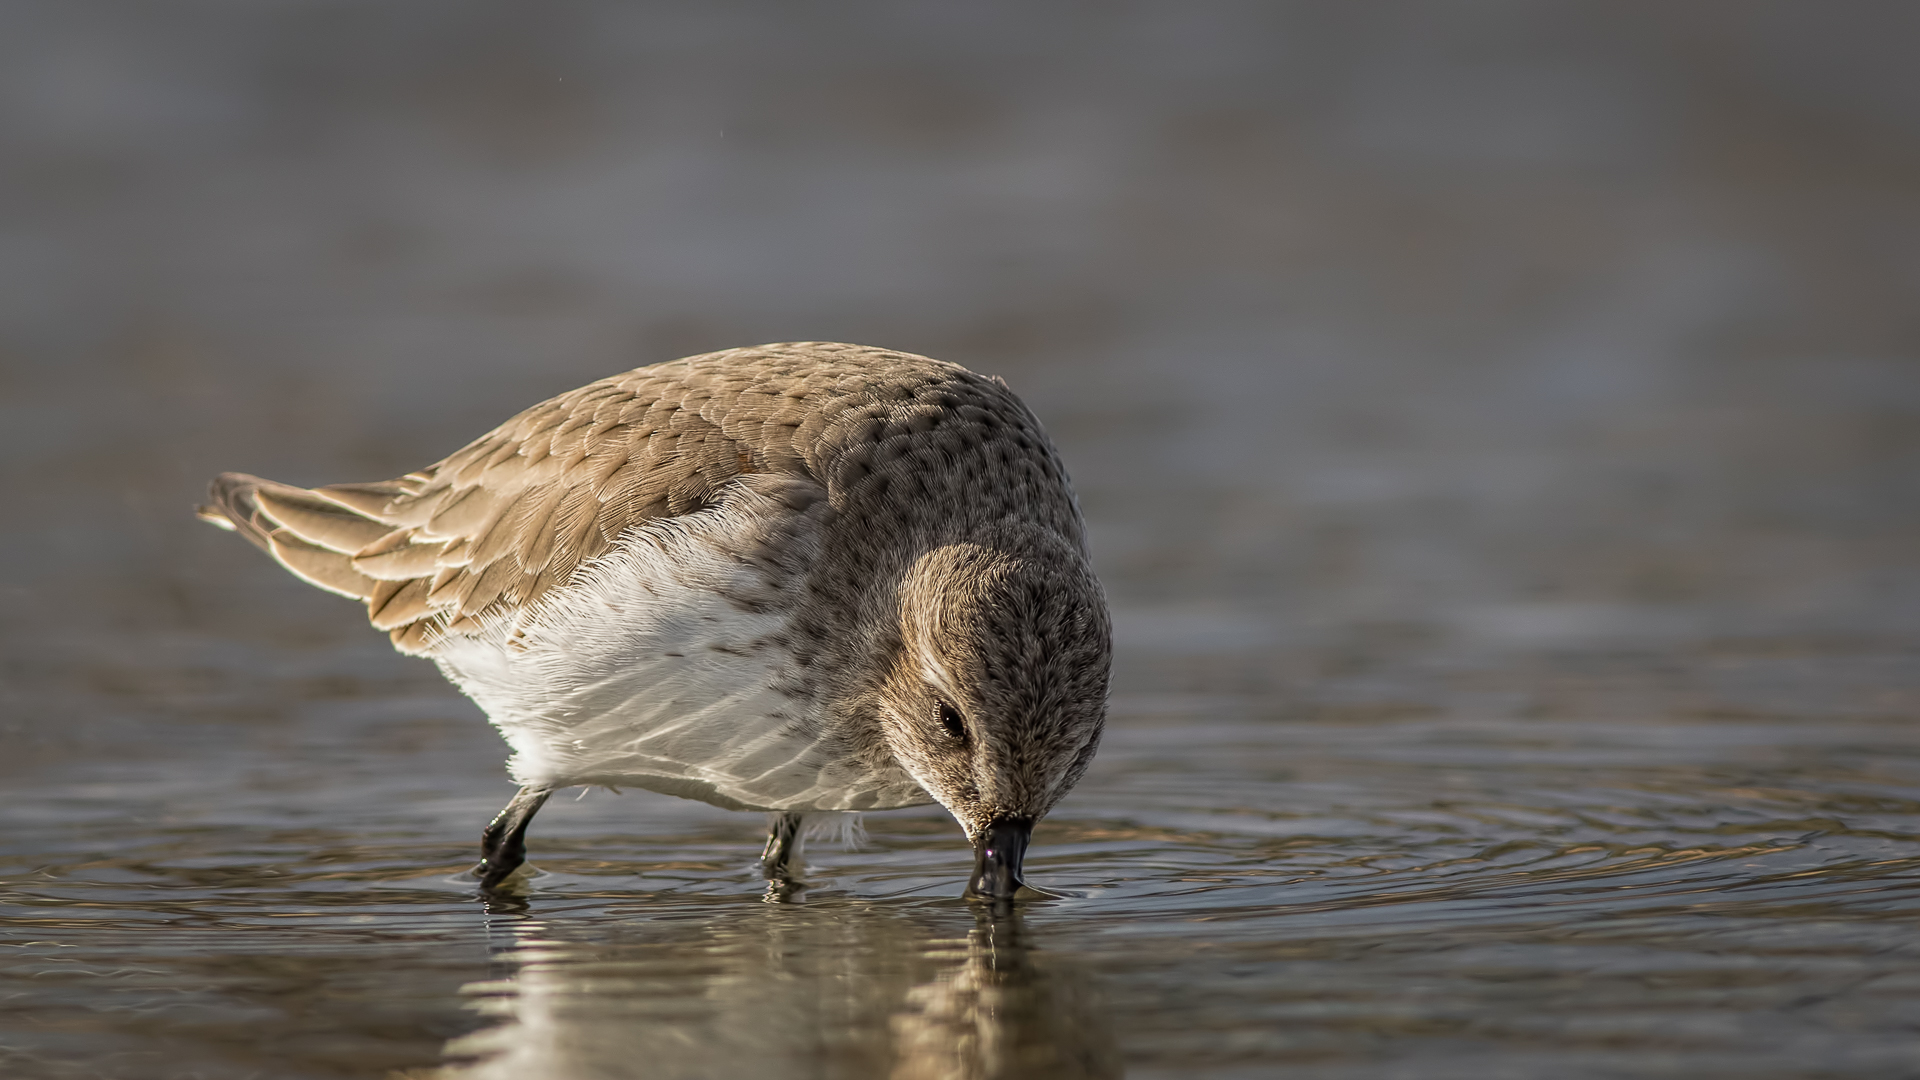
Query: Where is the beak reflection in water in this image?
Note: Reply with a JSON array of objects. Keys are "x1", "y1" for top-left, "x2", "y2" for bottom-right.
[{"x1": 439, "y1": 899, "x2": 1118, "y2": 1080}]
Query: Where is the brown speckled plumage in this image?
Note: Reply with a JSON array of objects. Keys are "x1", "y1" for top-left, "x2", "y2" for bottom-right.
[
  {"x1": 199, "y1": 342, "x2": 1110, "y2": 895},
  {"x1": 204, "y1": 342, "x2": 1083, "y2": 650}
]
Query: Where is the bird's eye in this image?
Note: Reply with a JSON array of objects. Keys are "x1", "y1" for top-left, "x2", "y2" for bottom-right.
[{"x1": 936, "y1": 700, "x2": 967, "y2": 744}]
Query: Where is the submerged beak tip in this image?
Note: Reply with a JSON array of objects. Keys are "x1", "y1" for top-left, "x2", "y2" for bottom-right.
[{"x1": 965, "y1": 816, "x2": 1035, "y2": 901}]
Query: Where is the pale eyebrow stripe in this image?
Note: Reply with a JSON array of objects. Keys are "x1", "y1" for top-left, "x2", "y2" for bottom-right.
[{"x1": 917, "y1": 639, "x2": 965, "y2": 707}]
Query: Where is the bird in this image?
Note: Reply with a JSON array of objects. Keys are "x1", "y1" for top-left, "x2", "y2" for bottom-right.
[{"x1": 197, "y1": 342, "x2": 1111, "y2": 900}]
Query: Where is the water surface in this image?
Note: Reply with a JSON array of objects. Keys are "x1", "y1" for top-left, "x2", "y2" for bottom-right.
[
  {"x1": 6, "y1": 3, "x2": 1920, "y2": 1077},
  {"x1": 9, "y1": 627, "x2": 1920, "y2": 1078}
]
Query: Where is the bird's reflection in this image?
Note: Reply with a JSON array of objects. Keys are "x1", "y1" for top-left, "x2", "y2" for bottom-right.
[
  {"x1": 886, "y1": 907, "x2": 1119, "y2": 1080},
  {"x1": 436, "y1": 896, "x2": 1120, "y2": 1079}
]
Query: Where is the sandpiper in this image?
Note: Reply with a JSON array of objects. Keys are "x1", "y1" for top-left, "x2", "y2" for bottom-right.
[{"x1": 198, "y1": 343, "x2": 1111, "y2": 899}]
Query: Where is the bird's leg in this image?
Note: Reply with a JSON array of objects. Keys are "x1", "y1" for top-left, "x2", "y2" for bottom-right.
[
  {"x1": 473, "y1": 785, "x2": 551, "y2": 890},
  {"x1": 760, "y1": 811, "x2": 807, "y2": 883}
]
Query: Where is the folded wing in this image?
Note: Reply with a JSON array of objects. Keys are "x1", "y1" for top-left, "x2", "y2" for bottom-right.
[{"x1": 196, "y1": 362, "x2": 773, "y2": 653}]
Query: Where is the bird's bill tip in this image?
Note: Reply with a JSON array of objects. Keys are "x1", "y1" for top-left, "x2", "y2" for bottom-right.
[{"x1": 965, "y1": 816, "x2": 1036, "y2": 901}]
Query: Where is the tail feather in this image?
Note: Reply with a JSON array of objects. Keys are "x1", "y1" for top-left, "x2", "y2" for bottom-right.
[
  {"x1": 253, "y1": 488, "x2": 394, "y2": 553},
  {"x1": 197, "y1": 472, "x2": 384, "y2": 601},
  {"x1": 196, "y1": 472, "x2": 280, "y2": 553},
  {"x1": 268, "y1": 530, "x2": 381, "y2": 600}
]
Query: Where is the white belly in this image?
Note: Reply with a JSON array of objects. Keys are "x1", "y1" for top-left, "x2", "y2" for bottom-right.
[{"x1": 429, "y1": 480, "x2": 930, "y2": 813}]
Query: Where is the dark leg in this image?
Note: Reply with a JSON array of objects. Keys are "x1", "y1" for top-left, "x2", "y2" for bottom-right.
[
  {"x1": 760, "y1": 811, "x2": 807, "y2": 883},
  {"x1": 473, "y1": 786, "x2": 551, "y2": 890}
]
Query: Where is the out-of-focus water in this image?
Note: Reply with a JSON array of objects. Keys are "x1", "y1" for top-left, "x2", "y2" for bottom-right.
[
  {"x1": 11, "y1": 643, "x2": 1920, "y2": 1079},
  {"x1": 6, "y1": 3, "x2": 1920, "y2": 1078}
]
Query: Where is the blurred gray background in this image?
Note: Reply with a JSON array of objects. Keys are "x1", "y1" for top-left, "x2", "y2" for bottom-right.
[
  {"x1": 5, "y1": 1, "x2": 1920, "y2": 754},
  {"x1": 10, "y1": 8, "x2": 1920, "y2": 1075}
]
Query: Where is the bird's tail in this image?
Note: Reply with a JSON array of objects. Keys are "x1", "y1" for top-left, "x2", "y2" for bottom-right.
[
  {"x1": 195, "y1": 472, "x2": 280, "y2": 552},
  {"x1": 195, "y1": 472, "x2": 400, "y2": 602}
]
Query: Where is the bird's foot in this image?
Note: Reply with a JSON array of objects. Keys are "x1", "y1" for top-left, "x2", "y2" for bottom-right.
[
  {"x1": 474, "y1": 786, "x2": 551, "y2": 891},
  {"x1": 760, "y1": 811, "x2": 807, "y2": 886}
]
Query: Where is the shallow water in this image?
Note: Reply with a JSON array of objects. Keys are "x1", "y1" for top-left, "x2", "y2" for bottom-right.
[
  {"x1": 7, "y1": 3, "x2": 1920, "y2": 1078},
  {"x1": 9, "y1": 630, "x2": 1920, "y2": 1078}
]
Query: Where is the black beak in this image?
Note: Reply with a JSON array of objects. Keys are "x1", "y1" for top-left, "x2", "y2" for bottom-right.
[{"x1": 966, "y1": 817, "x2": 1033, "y2": 901}]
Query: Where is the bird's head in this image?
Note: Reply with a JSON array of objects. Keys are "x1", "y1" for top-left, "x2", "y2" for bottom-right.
[{"x1": 876, "y1": 523, "x2": 1111, "y2": 900}]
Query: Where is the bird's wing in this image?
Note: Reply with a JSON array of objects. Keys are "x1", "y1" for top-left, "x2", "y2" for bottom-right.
[{"x1": 197, "y1": 346, "x2": 846, "y2": 653}]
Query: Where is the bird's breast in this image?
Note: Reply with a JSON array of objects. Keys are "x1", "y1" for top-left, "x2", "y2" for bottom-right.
[{"x1": 429, "y1": 475, "x2": 930, "y2": 812}]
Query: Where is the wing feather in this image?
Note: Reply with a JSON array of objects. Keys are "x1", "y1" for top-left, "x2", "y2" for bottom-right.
[
  {"x1": 269, "y1": 532, "x2": 380, "y2": 599},
  {"x1": 197, "y1": 342, "x2": 1003, "y2": 654},
  {"x1": 352, "y1": 538, "x2": 449, "y2": 580},
  {"x1": 425, "y1": 484, "x2": 498, "y2": 539},
  {"x1": 253, "y1": 488, "x2": 395, "y2": 554}
]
